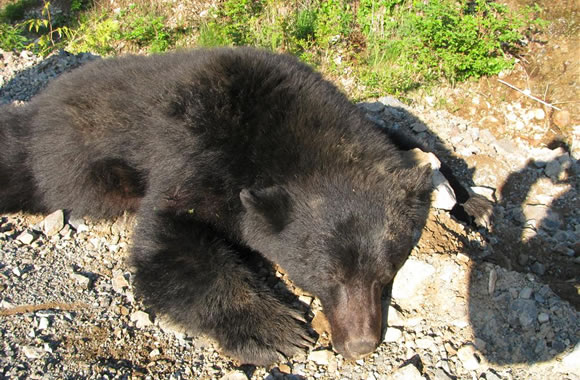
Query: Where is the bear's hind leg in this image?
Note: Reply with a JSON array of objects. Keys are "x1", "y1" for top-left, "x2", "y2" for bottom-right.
[{"x1": 130, "y1": 209, "x2": 313, "y2": 366}]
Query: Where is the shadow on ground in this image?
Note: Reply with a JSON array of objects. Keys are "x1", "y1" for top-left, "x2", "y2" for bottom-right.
[{"x1": 363, "y1": 99, "x2": 579, "y2": 366}]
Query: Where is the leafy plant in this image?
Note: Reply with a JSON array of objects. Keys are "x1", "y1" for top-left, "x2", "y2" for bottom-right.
[
  {"x1": 315, "y1": 0, "x2": 353, "y2": 49},
  {"x1": 409, "y1": 0, "x2": 523, "y2": 82},
  {"x1": 66, "y1": 14, "x2": 119, "y2": 54},
  {"x1": 197, "y1": 22, "x2": 230, "y2": 47},
  {"x1": 24, "y1": 0, "x2": 72, "y2": 55},
  {"x1": 120, "y1": 14, "x2": 173, "y2": 52},
  {"x1": 0, "y1": 23, "x2": 28, "y2": 50}
]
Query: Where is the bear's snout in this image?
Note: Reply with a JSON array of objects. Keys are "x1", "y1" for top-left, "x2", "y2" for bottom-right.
[
  {"x1": 326, "y1": 281, "x2": 383, "y2": 359},
  {"x1": 344, "y1": 338, "x2": 380, "y2": 359}
]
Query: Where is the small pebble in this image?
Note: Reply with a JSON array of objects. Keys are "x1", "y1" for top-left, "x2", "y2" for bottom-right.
[
  {"x1": 131, "y1": 311, "x2": 152, "y2": 328},
  {"x1": 308, "y1": 349, "x2": 333, "y2": 366},
  {"x1": 456, "y1": 344, "x2": 480, "y2": 371},
  {"x1": 16, "y1": 231, "x2": 37, "y2": 245},
  {"x1": 519, "y1": 287, "x2": 533, "y2": 299},
  {"x1": 538, "y1": 313, "x2": 550, "y2": 323},
  {"x1": 384, "y1": 327, "x2": 403, "y2": 343},
  {"x1": 71, "y1": 273, "x2": 91, "y2": 289},
  {"x1": 42, "y1": 210, "x2": 64, "y2": 236}
]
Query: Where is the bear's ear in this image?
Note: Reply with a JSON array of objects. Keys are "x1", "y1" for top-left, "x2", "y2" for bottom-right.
[{"x1": 240, "y1": 186, "x2": 292, "y2": 232}]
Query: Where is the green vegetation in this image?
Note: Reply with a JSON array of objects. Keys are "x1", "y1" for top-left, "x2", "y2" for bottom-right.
[
  {"x1": 67, "y1": 5, "x2": 185, "y2": 55},
  {"x1": 23, "y1": 1, "x2": 73, "y2": 55},
  {"x1": 0, "y1": 0, "x2": 546, "y2": 97},
  {"x1": 0, "y1": 23, "x2": 28, "y2": 51},
  {"x1": 196, "y1": 0, "x2": 543, "y2": 96}
]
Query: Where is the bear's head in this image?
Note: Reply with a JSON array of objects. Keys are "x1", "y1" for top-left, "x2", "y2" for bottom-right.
[{"x1": 240, "y1": 164, "x2": 432, "y2": 359}]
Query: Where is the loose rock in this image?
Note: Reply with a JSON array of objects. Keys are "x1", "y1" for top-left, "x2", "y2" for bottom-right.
[
  {"x1": 16, "y1": 230, "x2": 37, "y2": 245},
  {"x1": 456, "y1": 344, "x2": 480, "y2": 371},
  {"x1": 308, "y1": 349, "x2": 333, "y2": 366},
  {"x1": 384, "y1": 327, "x2": 403, "y2": 343},
  {"x1": 431, "y1": 171, "x2": 457, "y2": 210},
  {"x1": 389, "y1": 363, "x2": 424, "y2": 380},
  {"x1": 131, "y1": 310, "x2": 153, "y2": 328},
  {"x1": 220, "y1": 370, "x2": 248, "y2": 380},
  {"x1": 22, "y1": 346, "x2": 44, "y2": 359},
  {"x1": 42, "y1": 210, "x2": 65, "y2": 236}
]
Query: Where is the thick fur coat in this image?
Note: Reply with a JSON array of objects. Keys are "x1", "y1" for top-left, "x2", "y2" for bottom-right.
[{"x1": 1, "y1": 48, "x2": 442, "y2": 364}]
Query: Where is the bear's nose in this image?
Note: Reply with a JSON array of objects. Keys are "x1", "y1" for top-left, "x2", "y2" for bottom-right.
[{"x1": 343, "y1": 338, "x2": 379, "y2": 359}]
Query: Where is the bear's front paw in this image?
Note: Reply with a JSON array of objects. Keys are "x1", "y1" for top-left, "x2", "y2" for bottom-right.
[
  {"x1": 463, "y1": 193, "x2": 494, "y2": 228},
  {"x1": 218, "y1": 299, "x2": 315, "y2": 366}
]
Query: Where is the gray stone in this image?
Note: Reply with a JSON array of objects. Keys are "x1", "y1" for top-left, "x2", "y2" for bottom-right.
[
  {"x1": 519, "y1": 287, "x2": 533, "y2": 299},
  {"x1": 553, "y1": 243, "x2": 573, "y2": 257},
  {"x1": 392, "y1": 258, "x2": 435, "y2": 300},
  {"x1": 530, "y1": 147, "x2": 566, "y2": 167},
  {"x1": 431, "y1": 368, "x2": 453, "y2": 380},
  {"x1": 488, "y1": 268, "x2": 497, "y2": 295},
  {"x1": 367, "y1": 114, "x2": 386, "y2": 128},
  {"x1": 510, "y1": 299, "x2": 538, "y2": 329},
  {"x1": 484, "y1": 371, "x2": 502, "y2": 380},
  {"x1": 360, "y1": 101, "x2": 385, "y2": 113},
  {"x1": 538, "y1": 312, "x2": 550, "y2": 323},
  {"x1": 478, "y1": 128, "x2": 496, "y2": 143},
  {"x1": 37, "y1": 317, "x2": 49, "y2": 330},
  {"x1": 220, "y1": 371, "x2": 248, "y2": 380},
  {"x1": 379, "y1": 96, "x2": 406, "y2": 108},
  {"x1": 523, "y1": 204, "x2": 549, "y2": 226},
  {"x1": 431, "y1": 171, "x2": 457, "y2": 210},
  {"x1": 415, "y1": 337, "x2": 435, "y2": 350},
  {"x1": 389, "y1": 364, "x2": 424, "y2": 380},
  {"x1": 69, "y1": 217, "x2": 88, "y2": 232},
  {"x1": 531, "y1": 262, "x2": 546, "y2": 275},
  {"x1": 544, "y1": 160, "x2": 562, "y2": 178},
  {"x1": 552, "y1": 230, "x2": 569, "y2": 242},
  {"x1": 456, "y1": 344, "x2": 480, "y2": 370},
  {"x1": 308, "y1": 349, "x2": 333, "y2": 365},
  {"x1": 384, "y1": 327, "x2": 403, "y2": 342},
  {"x1": 494, "y1": 138, "x2": 519, "y2": 156},
  {"x1": 42, "y1": 210, "x2": 64, "y2": 236},
  {"x1": 112, "y1": 271, "x2": 130, "y2": 293},
  {"x1": 131, "y1": 311, "x2": 152, "y2": 329},
  {"x1": 411, "y1": 122, "x2": 427, "y2": 133},
  {"x1": 387, "y1": 306, "x2": 405, "y2": 326},
  {"x1": 71, "y1": 273, "x2": 91, "y2": 289},
  {"x1": 22, "y1": 345, "x2": 44, "y2": 359},
  {"x1": 16, "y1": 230, "x2": 37, "y2": 245},
  {"x1": 541, "y1": 217, "x2": 562, "y2": 232}
]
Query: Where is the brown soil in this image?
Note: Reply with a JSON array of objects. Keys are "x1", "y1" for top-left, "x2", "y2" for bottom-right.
[
  {"x1": 409, "y1": 0, "x2": 580, "y2": 310},
  {"x1": 430, "y1": 0, "x2": 579, "y2": 147}
]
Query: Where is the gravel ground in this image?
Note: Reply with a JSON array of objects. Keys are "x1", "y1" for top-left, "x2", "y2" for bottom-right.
[{"x1": 1, "y1": 49, "x2": 579, "y2": 380}]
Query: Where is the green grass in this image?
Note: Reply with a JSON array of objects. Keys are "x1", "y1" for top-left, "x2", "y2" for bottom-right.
[
  {"x1": 67, "y1": 4, "x2": 189, "y2": 54},
  {"x1": 0, "y1": 0, "x2": 547, "y2": 97},
  {"x1": 0, "y1": 22, "x2": 28, "y2": 50}
]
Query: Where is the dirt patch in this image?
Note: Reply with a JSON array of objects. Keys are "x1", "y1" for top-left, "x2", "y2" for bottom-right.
[{"x1": 420, "y1": 0, "x2": 579, "y2": 148}]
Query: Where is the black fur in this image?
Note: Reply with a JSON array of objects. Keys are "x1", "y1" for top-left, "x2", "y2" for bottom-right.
[{"x1": 1, "y1": 48, "x2": 435, "y2": 364}]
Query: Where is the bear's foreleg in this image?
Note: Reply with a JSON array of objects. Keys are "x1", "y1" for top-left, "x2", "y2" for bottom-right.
[{"x1": 130, "y1": 209, "x2": 313, "y2": 365}]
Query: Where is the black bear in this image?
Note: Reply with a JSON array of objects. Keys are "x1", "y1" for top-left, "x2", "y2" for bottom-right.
[{"x1": 1, "y1": 48, "x2": 460, "y2": 365}]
